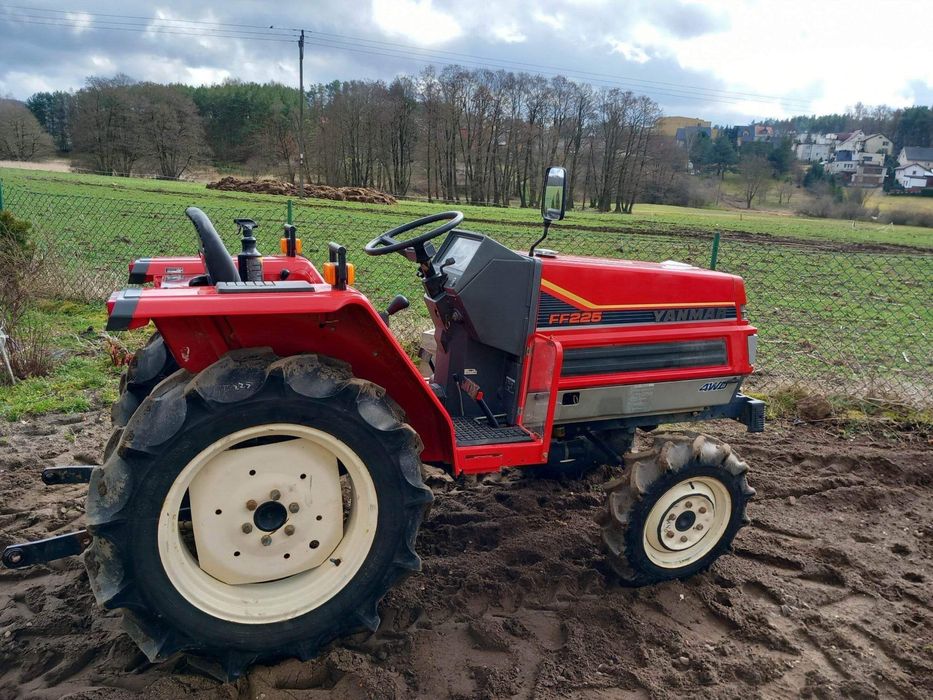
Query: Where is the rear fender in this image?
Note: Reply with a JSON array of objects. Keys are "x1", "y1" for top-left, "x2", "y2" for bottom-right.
[
  {"x1": 127, "y1": 255, "x2": 324, "y2": 285},
  {"x1": 107, "y1": 286, "x2": 454, "y2": 463}
]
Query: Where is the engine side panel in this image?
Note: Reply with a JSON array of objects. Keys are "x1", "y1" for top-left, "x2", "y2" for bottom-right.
[{"x1": 533, "y1": 254, "x2": 756, "y2": 426}]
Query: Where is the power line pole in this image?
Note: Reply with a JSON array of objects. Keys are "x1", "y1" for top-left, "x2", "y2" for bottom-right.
[{"x1": 298, "y1": 29, "x2": 305, "y2": 199}]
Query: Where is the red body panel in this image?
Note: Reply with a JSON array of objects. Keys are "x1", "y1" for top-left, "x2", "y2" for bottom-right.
[
  {"x1": 540, "y1": 255, "x2": 744, "y2": 309},
  {"x1": 128, "y1": 255, "x2": 324, "y2": 285},
  {"x1": 107, "y1": 247, "x2": 757, "y2": 476},
  {"x1": 108, "y1": 279, "x2": 455, "y2": 465},
  {"x1": 536, "y1": 255, "x2": 756, "y2": 386}
]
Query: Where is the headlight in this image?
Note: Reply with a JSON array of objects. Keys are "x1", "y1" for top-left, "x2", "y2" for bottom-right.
[{"x1": 747, "y1": 334, "x2": 758, "y2": 366}]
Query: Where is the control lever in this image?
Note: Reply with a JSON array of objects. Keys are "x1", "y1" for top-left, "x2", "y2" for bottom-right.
[
  {"x1": 379, "y1": 294, "x2": 410, "y2": 324},
  {"x1": 455, "y1": 374, "x2": 501, "y2": 428},
  {"x1": 438, "y1": 257, "x2": 456, "y2": 276}
]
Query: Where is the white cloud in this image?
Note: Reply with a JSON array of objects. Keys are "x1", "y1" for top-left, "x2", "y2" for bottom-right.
[
  {"x1": 650, "y1": 0, "x2": 928, "y2": 116},
  {"x1": 65, "y1": 12, "x2": 92, "y2": 34},
  {"x1": 0, "y1": 0, "x2": 930, "y2": 122},
  {"x1": 0, "y1": 71, "x2": 54, "y2": 97},
  {"x1": 533, "y1": 11, "x2": 564, "y2": 31},
  {"x1": 492, "y1": 23, "x2": 526, "y2": 44},
  {"x1": 371, "y1": 0, "x2": 462, "y2": 45},
  {"x1": 89, "y1": 55, "x2": 116, "y2": 72},
  {"x1": 608, "y1": 40, "x2": 650, "y2": 64}
]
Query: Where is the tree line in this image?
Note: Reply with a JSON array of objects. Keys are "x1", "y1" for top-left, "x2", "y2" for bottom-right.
[
  {"x1": 16, "y1": 68, "x2": 665, "y2": 211},
  {"x1": 6, "y1": 69, "x2": 933, "y2": 211}
]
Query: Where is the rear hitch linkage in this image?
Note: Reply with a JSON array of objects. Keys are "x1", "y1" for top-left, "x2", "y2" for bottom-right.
[
  {"x1": 1, "y1": 464, "x2": 99, "y2": 569},
  {"x1": 3, "y1": 530, "x2": 93, "y2": 569}
]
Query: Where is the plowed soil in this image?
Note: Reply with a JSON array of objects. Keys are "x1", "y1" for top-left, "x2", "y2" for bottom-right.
[{"x1": 0, "y1": 411, "x2": 930, "y2": 699}]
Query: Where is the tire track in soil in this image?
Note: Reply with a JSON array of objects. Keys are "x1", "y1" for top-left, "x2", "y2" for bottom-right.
[{"x1": 0, "y1": 412, "x2": 930, "y2": 698}]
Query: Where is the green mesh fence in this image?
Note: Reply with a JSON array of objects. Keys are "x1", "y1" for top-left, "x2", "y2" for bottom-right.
[{"x1": 4, "y1": 185, "x2": 931, "y2": 407}]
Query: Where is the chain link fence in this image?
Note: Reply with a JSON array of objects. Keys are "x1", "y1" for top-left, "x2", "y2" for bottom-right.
[{"x1": 2, "y1": 184, "x2": 931, "y2": 407}]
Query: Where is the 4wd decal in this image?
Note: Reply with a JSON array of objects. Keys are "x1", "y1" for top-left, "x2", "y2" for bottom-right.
[{"x1": 699, "y1": 381, "x2": 729, "y2": 392}]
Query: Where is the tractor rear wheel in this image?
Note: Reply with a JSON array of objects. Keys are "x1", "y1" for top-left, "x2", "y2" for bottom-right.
[
  {"x1": 598, "y1": 432, "x2": 754, "y2": 586},
  {"x1": 111, "y1": 331, "x2": 178, "y2": 427},
  {"x1": 85, "y1": 349, "x2": 432, "y2": 676},
  {"x1": 104, "y1": 332, "x2": 179, "y2": 461}
]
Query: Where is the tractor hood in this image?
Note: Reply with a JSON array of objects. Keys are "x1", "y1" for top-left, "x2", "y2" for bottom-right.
[{"x1": 535, "y1": 254, "x2": 746, "y2": 330}]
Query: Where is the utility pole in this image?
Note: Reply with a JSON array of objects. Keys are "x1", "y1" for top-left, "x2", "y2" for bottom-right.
[{"x1": 298, "y1": 29, "x2": 305, "y2": 199}]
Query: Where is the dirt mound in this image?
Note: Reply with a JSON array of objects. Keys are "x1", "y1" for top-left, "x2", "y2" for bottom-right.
[
  {"x1": 206, "y1": 177, "x2": 397, "y2": 205},
  {"x1": 0, "y1": 414, "x2": 930, "y2": 698}
]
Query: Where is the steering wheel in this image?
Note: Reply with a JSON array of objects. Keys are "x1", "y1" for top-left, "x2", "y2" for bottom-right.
[
  {"x1": 185, "y1": 207, "x2": 239, "y2": 283},
  {"x1": 364, "y1": 211, "x2": 464, "y2": 257}
]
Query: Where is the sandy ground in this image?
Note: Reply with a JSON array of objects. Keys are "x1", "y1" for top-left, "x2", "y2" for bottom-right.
[{"x1": 0, "y1": 411, "x2": 930, "y2": 699}]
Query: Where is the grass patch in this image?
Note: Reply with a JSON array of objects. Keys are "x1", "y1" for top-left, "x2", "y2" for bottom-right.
[{"x1": 0, "y1": 301, "x2": 149, "y2": 421}]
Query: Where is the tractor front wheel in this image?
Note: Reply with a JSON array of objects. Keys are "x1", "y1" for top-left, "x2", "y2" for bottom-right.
[
  {"x1": 85, "y1": 350, "x2": 432, "y2": 676},
  {"x1": 598, "y1": 432, "x2": 754, "y2": 586}
]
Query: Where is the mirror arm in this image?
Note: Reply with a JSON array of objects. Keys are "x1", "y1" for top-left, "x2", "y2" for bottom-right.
[{"x1": 529, "y1": 219, "x2": 551, "y2": 257}]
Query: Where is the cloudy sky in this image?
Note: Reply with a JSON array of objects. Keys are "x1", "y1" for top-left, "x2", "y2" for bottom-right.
[{"x1": 1, "y1": 0, "x2": 930, "y2": 124}]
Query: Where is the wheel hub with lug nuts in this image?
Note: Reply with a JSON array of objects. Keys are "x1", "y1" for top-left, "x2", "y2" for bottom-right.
[
  {"x1": 186, "y1": 434, "x2": 345, "y2": 585},
  {"x1": 642, "y1": 476, "x2": 732, "y2": 568}
]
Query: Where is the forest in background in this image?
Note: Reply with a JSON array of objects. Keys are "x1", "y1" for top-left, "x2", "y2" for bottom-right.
[{"x1": 1, "y1": 66, "x2": 932, "y2": 212}]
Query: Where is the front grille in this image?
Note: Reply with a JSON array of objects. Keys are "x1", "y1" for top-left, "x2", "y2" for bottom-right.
[{"x1": 561, "y1": 339, "x2": 727, "y2": 376}]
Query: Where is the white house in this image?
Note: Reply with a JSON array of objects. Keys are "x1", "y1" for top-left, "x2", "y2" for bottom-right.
[
  {"x1": 862, "y1": 134, "x2": 892, "y2": 155},
  {"x1": 895, "y1": 163, "x2": 933, "y2": 191},
  {"x1": 825, "y1": 149, "x2": 885, "y2": 186},
  {"x1": 795, "y1": 141, "x2": 831, "y2": 162},
  {"x1": 834, "y1": 130, "x2": 865, "y2": 155},
  {"x1": 898, "y1": 146, "x2": 933, "y2": 170},
  {"x1": 819, "y1": 131, "x2": 892, "y2": 186}
]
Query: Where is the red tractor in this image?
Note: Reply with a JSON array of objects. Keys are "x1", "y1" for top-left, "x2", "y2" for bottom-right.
[{"x1": 2, "y1": 168, "x2": 761, "y2": 675}]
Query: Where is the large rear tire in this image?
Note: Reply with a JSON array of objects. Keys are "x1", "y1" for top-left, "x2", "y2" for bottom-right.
[
  {"x1": 111, "y1": 331, "x2": 178, "y2": 427},
  {"x1": 104, "y1": 332, "x2": 179, "y2": 461},
  {"x1": 85, "y1": 349, "x2": 432, "y2": 676},
  {"x1": 598, "y1": 432, "x2": 754, "y2": 586}
]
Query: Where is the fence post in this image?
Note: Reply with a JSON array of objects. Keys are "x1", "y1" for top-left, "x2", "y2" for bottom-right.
[
  {"x1": 0, "y1": 180, "x2": 4, "y2": 211},
  {"x1": 710, "y1": 231, "x2": 720, "y2": 270},
  {"x1": 287, "y1": 199, "x2": 293, "y2": 225}
]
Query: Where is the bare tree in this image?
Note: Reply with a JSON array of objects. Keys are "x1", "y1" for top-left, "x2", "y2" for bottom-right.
[
  {"x1": 0, "y1": 99, "x2": 54, "y2": 161},
  {"x1": 380, "y1": 77, "x2": 417, "y2": 195},
  {"x1": 640, "y1": 135, "x2": 689, "y2": 204},
  {"x1": 739, "y1": 154, "x2": 773, "y2": 209},
  {"x1": 262, "y1": 98, "x2": 300, "y2": 183},
  {"x1": 72, "y1": 75, "x2": 145, "y2": 176},
  {"x1": 137, "y1": 84, "x2": 209, "y2": 179}
]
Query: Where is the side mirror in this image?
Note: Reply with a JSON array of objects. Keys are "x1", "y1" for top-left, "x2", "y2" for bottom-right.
[{"x1": 541, "y1": 166, "x2": 567, "y2": 222}]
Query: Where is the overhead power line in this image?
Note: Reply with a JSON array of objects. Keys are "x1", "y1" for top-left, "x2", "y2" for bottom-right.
[
  {"x1": 1, "y1": 3, "x2": 294, "y2": 32},
  {"x1": 297, "y1": 35, "x2": 809, "y2": 110},
  {"x1": 298, "y1": 28, "x2": 814, "y2": 110},
  {"x1": 0, "y1": 3, "x2": 814, "y2": 111},
  {"x1": 0, "y1": 15, "x2": 297, "y2": 43}
]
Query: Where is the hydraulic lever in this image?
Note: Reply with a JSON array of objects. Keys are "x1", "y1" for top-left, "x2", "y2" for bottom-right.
[{"x1": 455, "y1": 374, "x2": 500, "y2": 428}]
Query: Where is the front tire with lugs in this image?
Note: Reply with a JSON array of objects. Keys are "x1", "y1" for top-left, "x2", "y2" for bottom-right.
[
  {"x1": 84, "y1": 349, "x2": 432, "y2": 676},
  {"x1": 598, "y1": 432, "x2": 754, "y2": 586}
]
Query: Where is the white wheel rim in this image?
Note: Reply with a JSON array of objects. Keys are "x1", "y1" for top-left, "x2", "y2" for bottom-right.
[
  {"x1": 642, "y1": 476, "x2": 731, "y2": 569},
  {"x1": 157, "y1": 423, "x2": 378, "y2": 624}
]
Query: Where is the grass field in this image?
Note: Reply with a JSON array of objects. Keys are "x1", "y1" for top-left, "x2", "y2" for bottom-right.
[
  {"x1": 0, "y1": 166, "x2": 930, "y2": 418},
  {"x1": 2, "y1": 167, "x2": 932, "y2": 248}
]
